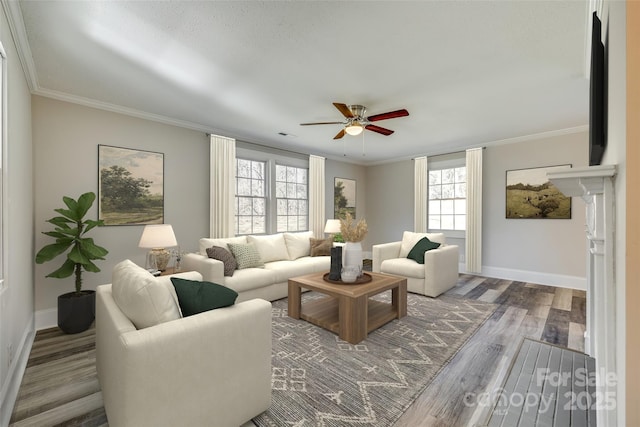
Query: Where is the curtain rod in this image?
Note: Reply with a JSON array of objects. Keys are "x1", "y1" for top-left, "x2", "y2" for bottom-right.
[
  {"x1": 206, "y1": 133, "x2": 312, "y2": 158},
  {"x1": 411, "y1": 146, "x2": 485, "y2": 160}
]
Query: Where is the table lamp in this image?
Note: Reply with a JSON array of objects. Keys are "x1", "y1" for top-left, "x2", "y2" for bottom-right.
[
  {"x1": 138, "y1": 224, "x2": 177, "y2": 271},
  {"x1": 324, "y1": 219, "x2": 341, "y2": 237}
]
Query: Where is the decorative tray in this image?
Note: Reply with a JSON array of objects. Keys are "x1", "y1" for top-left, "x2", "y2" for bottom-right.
[{"x1": 322, "y1": 272, "x2": 373, "y2": 285}]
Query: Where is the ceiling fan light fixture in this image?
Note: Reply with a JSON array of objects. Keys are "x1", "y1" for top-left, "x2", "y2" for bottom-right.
[{"x1": 345, "y1": 122, "x2": 363, "y2": 136}]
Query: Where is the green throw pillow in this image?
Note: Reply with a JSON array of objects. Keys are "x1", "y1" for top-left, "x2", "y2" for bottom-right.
[
  {"x1": 170, "y1": 277, "x2": 238, "y2": 316},
  {"x1": 407, "y1": 237, "x2": 441, "y2": 264},
  {"x1": 227, "y1": 242, "x2": 264, "y2": 269}
]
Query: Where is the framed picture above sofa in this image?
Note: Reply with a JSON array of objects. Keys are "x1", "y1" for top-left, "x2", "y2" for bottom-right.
[
  {"x1": 505, "y1": 164, "x2": 572, "y2": 219},
  {"x1": 98, "y1": 145, "x2": 164, "y2": 225}
]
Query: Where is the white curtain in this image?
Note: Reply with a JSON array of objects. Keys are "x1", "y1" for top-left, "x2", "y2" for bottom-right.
[
  {"x1": 309, "y1": 155, "x2": 325, "y2": 238},
  {"x1": 210, "y1": 134, "x2": 236, "y2": 238},
  {"x1": 414, "y1": 156, "x2": 428, "y2": 232},
  {"x1": 465, "y1": 148, "x2": 483, "y2": 273}
]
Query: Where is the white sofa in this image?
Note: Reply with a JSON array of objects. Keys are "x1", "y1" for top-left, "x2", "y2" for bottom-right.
[
  {"x1": 372, "y1": 231, "x2": 459, "y2": 297},
  {"x1": 96, "y1": 261, "x2": 272, "y2": 427},
  {"x1": 181, "y1": 231, "x2": 330, "y2": 302}
]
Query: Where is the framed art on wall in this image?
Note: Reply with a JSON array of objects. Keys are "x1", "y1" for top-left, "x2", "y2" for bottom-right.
[
  {"x1": 98, "y1": 145, "x2": 164, "y2": 225},
  {"x1": 505, "y1": 164, "x2": 572, "y2": 219},
  {"x1": 334, "y1": 177, "x2": 356, "y2": 219}
]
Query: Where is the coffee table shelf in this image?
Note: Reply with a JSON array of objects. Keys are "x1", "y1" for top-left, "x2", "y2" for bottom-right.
[{"x1": 300, "y1": 297, "x2": 399, "y2": 336}]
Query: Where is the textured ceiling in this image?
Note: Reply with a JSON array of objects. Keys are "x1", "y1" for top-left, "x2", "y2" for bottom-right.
[{"x1": 16, "y1": 1, "x2": 590, "y2": 164}]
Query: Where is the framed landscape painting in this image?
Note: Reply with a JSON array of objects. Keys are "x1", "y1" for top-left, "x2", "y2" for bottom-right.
[
  {"x1": 505, "y1": 164, "x2": 571, "y2": 219},
  {"x1": 98, "y1": 145, "x2": 164, "y2": 225},
  {"x1": 334, "y1": 177, "x2": 356, "y2": 219}
]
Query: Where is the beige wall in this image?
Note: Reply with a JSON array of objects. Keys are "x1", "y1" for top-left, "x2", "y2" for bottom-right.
[
  {"x1": 0, "y1": 4, "x2": 35, "y2": 425},
  {"x1": 626, "y1": 1, "x2": 639, "y2": 424},
  {"x1": 362, "y1": 130, "x2": 589, "y2": 287},
  {"x1": 32, "y1": 97, "x2": 210, "y2": 320}
]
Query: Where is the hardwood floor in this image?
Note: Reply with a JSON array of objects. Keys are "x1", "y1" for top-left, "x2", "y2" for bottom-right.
[{"x1": 9, "y1": 274, "x2": 585, "y2": 427}]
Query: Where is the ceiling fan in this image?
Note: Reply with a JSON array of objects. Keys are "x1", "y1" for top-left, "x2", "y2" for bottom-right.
[{"x1": 300, "y1": 103, "x2": 409, "y2": 139}]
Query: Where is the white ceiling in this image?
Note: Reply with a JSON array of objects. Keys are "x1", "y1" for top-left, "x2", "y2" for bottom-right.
[{"x1": 14, "y1": 1, "x2": 590, "y2": 164}]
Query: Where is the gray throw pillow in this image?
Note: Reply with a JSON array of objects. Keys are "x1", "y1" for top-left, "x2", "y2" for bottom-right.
[
  {"x1": 206, "y1": 246, "x2": 237, "y2": 276},
  {"x1": 227, "y1": 242, "x2": 265, "y2": 269}
]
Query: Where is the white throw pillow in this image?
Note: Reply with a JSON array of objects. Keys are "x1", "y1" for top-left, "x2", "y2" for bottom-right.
[
  {"x1": 399, "y1": 232, "x2": 446, "y2": 258},
  {"x1": 111, "y1": 259, "x2": 182, "y2": 329},
  {"x1": 199, "y1": 236, "x2": 247, "y2": 255},
  {"x1": 284, "y1": 231, "x2": 314, "y2": 260},
  {"x1": 247, "y1": 234, "x2": 290, "y2": 263}
]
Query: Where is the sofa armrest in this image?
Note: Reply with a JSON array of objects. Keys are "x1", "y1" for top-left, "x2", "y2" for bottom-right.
[
  {"x1": 372, "y1": 241, "x2": 401, "y2": 273},
  {"x1": 181, "y1": 252, "x2": 225, "y2": 283},
  {"x1": 97, "y1": 285, "x2": 272, "y2": 427}
]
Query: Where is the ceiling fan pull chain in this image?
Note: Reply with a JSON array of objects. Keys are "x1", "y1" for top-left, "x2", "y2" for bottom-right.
[{"x1": 362, "y1": 132, "x2": 366, "y2": 157}]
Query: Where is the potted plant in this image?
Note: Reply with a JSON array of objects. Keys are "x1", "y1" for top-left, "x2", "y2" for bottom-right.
[{"x1": 35, "y1": 192, "x2": 109, "y2": 334}]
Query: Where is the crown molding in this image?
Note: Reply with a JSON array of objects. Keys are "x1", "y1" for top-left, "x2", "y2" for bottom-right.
[
  {"x1": 1, "y1": 0, "x2": 37, "y2": 91},
  {"x1": 33, "y1": 86, "x2": 227, "y2": 135}
]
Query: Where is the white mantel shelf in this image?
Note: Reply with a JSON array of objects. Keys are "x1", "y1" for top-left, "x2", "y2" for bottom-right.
[
  {"x1": 548, "y1": 163, "x2": 617, "y2": 427},
  {"x1": 547, "y1": 164, "x2": 616, "y2": 197}
]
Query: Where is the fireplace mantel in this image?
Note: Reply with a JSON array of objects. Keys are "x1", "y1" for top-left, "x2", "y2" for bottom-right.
[
  {"x1": 547, "y1": 164, "x2": 617, "y2": 426},
  {"x1": 547, "y1": 164, "x2": 616, "y2": 198}
]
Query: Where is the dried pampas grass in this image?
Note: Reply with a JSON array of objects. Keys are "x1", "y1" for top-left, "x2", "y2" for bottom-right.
[{"x1": 339, "y1": 212, "x2": 368, "y2": 242}]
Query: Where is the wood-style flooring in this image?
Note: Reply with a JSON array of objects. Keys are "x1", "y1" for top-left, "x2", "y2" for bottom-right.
[{"x1": 8, "y1": 274, "x2": 586, "y2": 427}]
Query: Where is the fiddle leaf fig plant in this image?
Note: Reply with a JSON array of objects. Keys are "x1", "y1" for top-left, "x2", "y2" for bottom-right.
[{"x1": 35, "y1": 192, "x2": 109, "y2": 295}]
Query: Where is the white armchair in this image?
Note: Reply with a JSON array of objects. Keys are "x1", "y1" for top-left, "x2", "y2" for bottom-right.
[
  {"x1": 373, "y1": 232, "x2": 459, "y2": 297},
  {"x1": 96, "y1": 277, "x2": 272, "y2": 427}
]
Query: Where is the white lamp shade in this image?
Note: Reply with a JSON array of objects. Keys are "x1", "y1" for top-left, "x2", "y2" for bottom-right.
[
  {"x1": 324, "y1": 219, "x2": 342, "y2": 234},
  {"x1": 138, "y1": 224, "x2": 178, "y2": 248}
]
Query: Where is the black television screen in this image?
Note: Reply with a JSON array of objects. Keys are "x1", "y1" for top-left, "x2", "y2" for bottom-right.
[{"x1": 589, "y1": 11, "x2": 606, "y2": 166}]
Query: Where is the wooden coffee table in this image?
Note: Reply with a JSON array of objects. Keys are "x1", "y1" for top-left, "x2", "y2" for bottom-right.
[{"x1": 288, "y1": 271, "x2": 407, "y2": 344}]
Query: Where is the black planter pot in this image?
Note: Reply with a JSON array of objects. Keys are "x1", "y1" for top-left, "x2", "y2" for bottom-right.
[{"x1": 58, "y1": 290, "x2": 96, "y2": 334}]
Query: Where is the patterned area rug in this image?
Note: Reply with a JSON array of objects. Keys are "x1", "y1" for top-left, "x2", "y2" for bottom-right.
[{"x1": 253, "y1": 291, "x2": 496, "y2": 427}]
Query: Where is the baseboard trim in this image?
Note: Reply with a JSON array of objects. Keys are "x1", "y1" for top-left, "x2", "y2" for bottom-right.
[
  {"x1": 467, "y1": 266, "x2": 586, "y2": 290},
  {"x1": 0, "y1": 317, "x2": 35, "y2": 427},
  {"x1": 35, "y1": 308, "x2": 57, "y2": 331}
]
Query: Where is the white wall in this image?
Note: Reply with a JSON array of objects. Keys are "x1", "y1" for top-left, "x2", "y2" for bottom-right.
[
  {"x1": 482, "y1": 131, "x2": 588, "y2": 288},
  {"x1": 32, "y1": 96, "x2": 210, "y2": 327},
  {"x1": 0, "y1": 5, "x2": 35, "y2": 425}
]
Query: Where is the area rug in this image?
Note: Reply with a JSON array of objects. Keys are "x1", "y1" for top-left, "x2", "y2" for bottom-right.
[{"x1": 253, "y1": 291, "x2": 496, "y2": 427}]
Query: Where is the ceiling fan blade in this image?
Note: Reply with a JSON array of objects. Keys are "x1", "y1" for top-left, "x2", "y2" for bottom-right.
[
  {"x1": 365, "y1": 124, "x2": 394, "y2": 136},
  {"x1": 366, "y1": 109, "x2": 409, "y2": 122},
  {"x1": 333, "y1": 103, "x2": 355, "y2": 118},
  {"x1": 300, "y1": 121, "x2": 344, "y2": 126},
  {"x1": 333, "y1": 129, "x2": 346, "y2": 139}
]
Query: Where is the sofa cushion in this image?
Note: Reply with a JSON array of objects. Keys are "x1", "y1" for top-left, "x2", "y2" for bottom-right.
[
  {"x1": 407, "y1": 237, "x2": 441, "y2": 264},
  {"x1": 199, "y1": 236, "x2": 247, "y2": 255},
  {"x1": 309, "y1": 237, "x2": 332, "y2": 256},
  {"x1": 228, "y1": 242, "x2": 265, "y2": 269},
  {"x1": 170, "y1": 277, "x2": 238, "y2": 316},
  {"x1": 111, "y1": 259, "x2": 182, "y2": 329},
  {"x1": 206, "y1": 246, "x2": 237, "y2": 276},
  {"x1": 283, "y1": 231, "x2": 314, "y2": 260},
  {"x1": 223, "y1": 268, "x2": 277, "y2": 294},
  {"x1": 399, "y1": 231, "x2": 446, "y2": 258},
  {"x1": 381, "y1": 258, "x2": 426, "y2": 279},
  {"x1": 247, "y1": 234, "x2": 290, "y2": 263}
]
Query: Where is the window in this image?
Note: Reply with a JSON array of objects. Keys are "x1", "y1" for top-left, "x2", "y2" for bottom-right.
[
  {"x1": 235, "y1": 155, "x2": 309, "y2": 235},
  {"x1": 235, "y1": 158, "x2": 266, "y2": 235},
  {"x1": 275, "y1": 165, "x2": 308, "y2": 232},
  {"x1": 428, "y1": 167, "x2": 466, "y2": 231}
]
